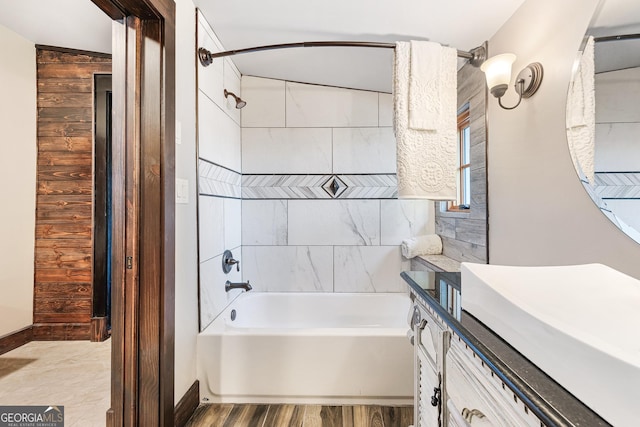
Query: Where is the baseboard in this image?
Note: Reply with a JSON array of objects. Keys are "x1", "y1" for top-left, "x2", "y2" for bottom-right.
[
  {"x1": 174, "y1": 380, "x2": 200, "y2": 427},
  {"x1": 90, "y1": 317, "x2": 110, "y2": 342},
  {"x1": 0, "y1": 325, "x2": 33, "y2": 355},
  {"x1": 32, "y1": 323, "x2": 91, "y2": 340}
]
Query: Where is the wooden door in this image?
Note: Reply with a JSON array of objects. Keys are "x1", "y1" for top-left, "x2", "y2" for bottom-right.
[{"x1": 90, "y1": 0, "x2": 175, "y2": 425}]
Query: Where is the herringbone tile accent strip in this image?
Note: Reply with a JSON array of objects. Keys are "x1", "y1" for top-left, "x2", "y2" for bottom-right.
[
  {"x1": 594, "y1": 172, "x2": 640, "y2": 199},
  {"x1": 198, "y1": 159, "x2": 241, "y2": 198},
  {"x1": 242, "y1": 174, "x2": 397, "y2": 199}
]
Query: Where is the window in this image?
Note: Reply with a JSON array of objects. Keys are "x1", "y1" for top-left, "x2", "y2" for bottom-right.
[{"x1": 448, "y1": 108, "x2": 471, "y2": 211}]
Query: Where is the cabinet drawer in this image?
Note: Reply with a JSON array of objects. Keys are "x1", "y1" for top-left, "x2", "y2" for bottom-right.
[
  {"x1": 446, "y1": 339, "x2": 540, "y2": 427},
  {"x1": 446, "y1": 399, "x2": 472, "y2": 427}
]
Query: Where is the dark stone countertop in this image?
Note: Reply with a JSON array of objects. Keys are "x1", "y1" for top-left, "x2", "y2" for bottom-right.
[{"x1": 401, "y1": 270, "x2": 611, "y2": 427}]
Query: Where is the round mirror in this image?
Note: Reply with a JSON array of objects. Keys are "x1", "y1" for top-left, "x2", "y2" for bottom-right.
[{"x1": 566, "y1": 0, "x2": 640, "y2": 244}]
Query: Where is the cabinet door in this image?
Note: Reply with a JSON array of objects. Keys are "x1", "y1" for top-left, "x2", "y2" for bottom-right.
[
  {"x1": 415, "y1": 305, "x2": 444, "y2": 372},
  {"x1": 414, "y1": 302, "x2": 447, "y2": 427},
  {"x1": 416, "y1": 345, "x2": 441, "y2": 427},
  {"x1": 446, "y1": 339, "x2": 540, "y2": 427}
]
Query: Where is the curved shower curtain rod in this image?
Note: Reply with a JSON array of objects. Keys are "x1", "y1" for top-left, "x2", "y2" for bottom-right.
[
  {"x1": 198, "y1": 41, "x2": 487, "y2": 68},
  {"x1": 593, "y1": 32, "x2": 640, "y2": 43}
]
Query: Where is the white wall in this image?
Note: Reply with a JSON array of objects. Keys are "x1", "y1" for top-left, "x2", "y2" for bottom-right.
[
  {"x1": 487, "y1": 0, "x2": 640, "y2": 279},
  {"x1": 196, "y1": 11, "x2": 243, "y2": 330},
  {"x1": 0, "y1": 24, "x2": 36, "y2": 337},
  {"x1": 241, "y1": 77, "x2": 434, "y2": 292},
  {"x1": 173, "y1": 0, "x2": 200, "y2": 404}
]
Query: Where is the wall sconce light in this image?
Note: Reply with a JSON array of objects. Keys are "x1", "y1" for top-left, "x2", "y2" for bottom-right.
[
  {"x1": 480, "y1": 53, "x2": 544, "y2": 110},
  {"x1": 224, "y1": 89, "x2": 247, "y2": 109}
]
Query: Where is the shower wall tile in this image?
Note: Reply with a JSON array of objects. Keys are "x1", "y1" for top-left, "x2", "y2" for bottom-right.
[
  {"x1": 242, "y1": 128, "x2": 332, "y2": 174},
  {"x1": 235, "y1": 76, "x2": 437, "y2": 295},
  {"x1": 241, "y1": 76, "x2": 286, "y2": 127},
  {"x1": 595, "y1": 123, "x2": 640, "y2": 171},
  {"x1": 197, "y1": 28, "x2": 224, "y2": 109},
  {"x1": 198, "y1": 195, "x2": 225, "y2": 262},
  {"x1": 199, "y1": 253, "x2": 242, "y2": 330},
  {"x1": 197, "y1": 15, "x2": 242, "y2": 126},
  {"x1": 224, "y1": 198, "x2": 242, "y2": 250},
  {"x1": 601, "y1": 199, "x2": 640, "y2": 232},
  {"x1": 197, "y1": 10, "x2": 244, "y2": 330},
  {"x1": 380, "y1": 199, "x2": 434, "y2": 245},
  {"x1": 333, "y1": 128, "x2": 396, "y2": 174},
  {"x1": 378, "y1": 93, "x2": 393, "y2": 127},
  {"x1": 595, "y1": 68, "x2": 640, "y2": 123},
  {"x1": 242, "y1": 200, "x2": 288, "y2": 245},
  {"x1": 288, "y1": 200, "x2": 380, "y2": 245},
  {"x1": 285, "y1": 82, "x2": 378, "y2": 128},
  {"x1": 334, "y1": 246, "x2": 409, "y2": 293},
  {"x1": 198, "y1": 93, "x2": 242, "y2": 172},
  {"x1": 242, "y1": 246, "x2": 333, "y2": 292}
]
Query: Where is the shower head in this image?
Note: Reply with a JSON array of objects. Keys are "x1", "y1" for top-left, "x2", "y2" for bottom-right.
[{"x1": 224, "y1": 89, "x2": 247, "y2": 109}]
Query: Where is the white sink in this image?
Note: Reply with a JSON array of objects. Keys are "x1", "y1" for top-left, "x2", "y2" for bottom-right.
[{"x1": 461, "y1": 262, "x2": 640, "y2": 427}]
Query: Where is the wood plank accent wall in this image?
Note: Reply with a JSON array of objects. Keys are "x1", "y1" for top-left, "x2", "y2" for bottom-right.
[
  {"x1": 33, "y1": 47, "x2": 111, "y2": 340},
  {"x1": 434, "y1": 59, "x2": 488, "y2": 264}
]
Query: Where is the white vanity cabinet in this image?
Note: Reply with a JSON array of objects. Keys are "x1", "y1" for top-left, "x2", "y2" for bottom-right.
[
  {"x1": 405, "y1": 270, "x2": 611, "y2": 427},
  {"x1": 411, "y1": 297, "x2": 541, "y2": 427}
]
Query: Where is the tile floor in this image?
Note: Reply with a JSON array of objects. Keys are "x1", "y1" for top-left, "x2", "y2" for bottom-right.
[{"x1": 0, "y1": 340, "x2": 111, "y2": 427}]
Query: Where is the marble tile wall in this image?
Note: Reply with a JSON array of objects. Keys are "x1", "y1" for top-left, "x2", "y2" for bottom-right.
[
  {"x1": 197, "y1": 13, "x2": 243, "y2": 330},
  {"x1": 240, "y1": 76, "x2": 434, "y2": 292}
]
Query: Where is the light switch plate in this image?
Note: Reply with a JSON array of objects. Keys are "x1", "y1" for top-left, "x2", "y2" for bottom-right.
[{"x1": 176, "y1": 178, "x2": 189, "y2": 204}]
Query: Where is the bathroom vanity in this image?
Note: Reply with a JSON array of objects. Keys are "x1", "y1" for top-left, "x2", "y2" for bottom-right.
[{"x1": 402, "y1": 270, "x2": 611, "y2": 427}]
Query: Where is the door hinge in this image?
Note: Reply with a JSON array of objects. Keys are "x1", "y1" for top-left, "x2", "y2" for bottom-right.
[{"x1": 126, "y1": 256, "x2": 133, "y2": 269}]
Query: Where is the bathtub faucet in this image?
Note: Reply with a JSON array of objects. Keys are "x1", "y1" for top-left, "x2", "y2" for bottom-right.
[{"x1": 225, "y1": 280, "x2": 252, "y2": 292}]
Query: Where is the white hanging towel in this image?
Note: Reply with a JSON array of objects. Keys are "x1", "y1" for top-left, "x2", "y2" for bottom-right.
[
  {"x1": 566, "y1": 36, "x2": 595, "y2": 184},
  {"x1": 394, "y1": 41, "x2": 457, "y2": 200}
]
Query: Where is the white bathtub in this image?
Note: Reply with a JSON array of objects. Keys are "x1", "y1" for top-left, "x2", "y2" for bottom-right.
[{"x1": 197, "y1": 292, "x2": 414, "y2": 405}]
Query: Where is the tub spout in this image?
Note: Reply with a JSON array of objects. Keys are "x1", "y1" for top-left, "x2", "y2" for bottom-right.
[{"x1": 225, "y1": 280, "x2": 252, "y2": 292}]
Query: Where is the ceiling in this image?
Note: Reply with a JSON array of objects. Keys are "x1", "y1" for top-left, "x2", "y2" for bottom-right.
[
  {"x1": 193, "y1": 0, "x2": 528, "y2": 92},
  {"x1": 0, "y1": 0, "x2": 529, "y2": 93},
  {"x1": 0, "y1": 0, "x2": 111, "y2": 55},
  {"x1": 3, "y1": 1, "x2": 640, "y2": 90}
]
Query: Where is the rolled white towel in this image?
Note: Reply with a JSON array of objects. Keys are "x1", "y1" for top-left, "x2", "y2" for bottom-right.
[{"x1": 401, "y1": 234, "x2": 442, "y2": 259}]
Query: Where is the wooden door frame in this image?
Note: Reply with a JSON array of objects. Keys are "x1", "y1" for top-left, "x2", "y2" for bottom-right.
[{"x1": 90, "y1": 0, "x2": 175, "y2": 426}]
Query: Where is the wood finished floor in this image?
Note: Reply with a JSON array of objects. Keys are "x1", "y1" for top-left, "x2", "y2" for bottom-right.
[{"x1": 186, "y1": 404, "x2": 413, "y2": 427}]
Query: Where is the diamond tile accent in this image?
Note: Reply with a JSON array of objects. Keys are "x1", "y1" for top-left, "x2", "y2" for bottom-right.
[{"x1": 322, "y1": 176, "x2": 347, "y2": 198}]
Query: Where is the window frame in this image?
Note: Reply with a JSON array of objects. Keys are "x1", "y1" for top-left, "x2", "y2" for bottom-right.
[{"x1": 447, "y1": 107, "x2": 471, "y2": 212}]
